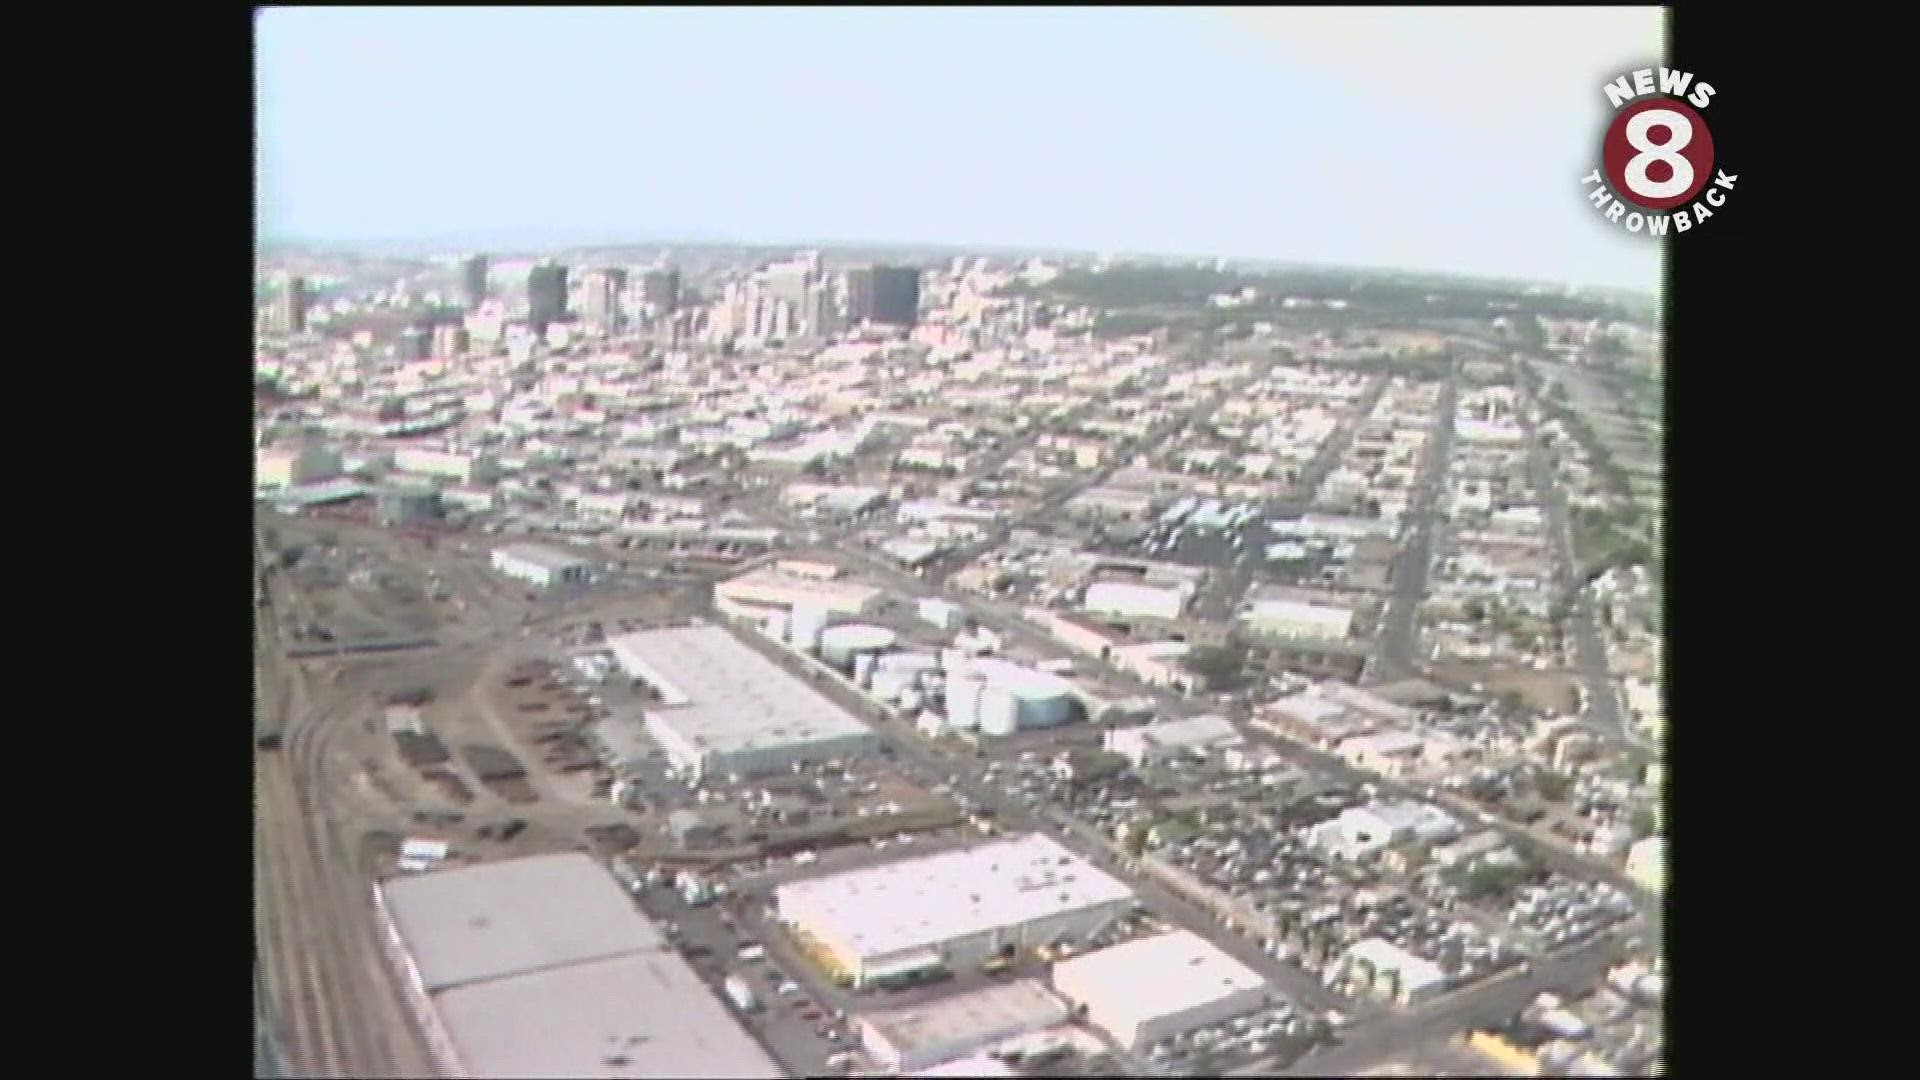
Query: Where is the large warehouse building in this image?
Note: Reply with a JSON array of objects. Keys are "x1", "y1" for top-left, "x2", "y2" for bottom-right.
[
  {"x1": 608, "y1": 623, "x2": 878, "y2": 779},
  {"x1": 857, "y1": 979, "x2": 1069, "y2": 1073},
  {"x1": 372, "y1": 852, "x2": 782, "y2": 1078},
  {"x1": 774, "y1": 834, "x2": 1134, "y2": 988},
  {"x1": 1049, "y1": 931, "x2": 1268, "y2": 1051}
]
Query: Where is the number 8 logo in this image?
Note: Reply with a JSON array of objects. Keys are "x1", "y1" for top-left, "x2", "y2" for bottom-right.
[{"x1": 1603, "y1": 97, "x2": 1714, "y2": 212}]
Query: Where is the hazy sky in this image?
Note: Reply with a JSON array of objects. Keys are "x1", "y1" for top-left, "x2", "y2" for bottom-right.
[{"x1": 257, "y1": 6, "x2": 1664, "y2": 290}]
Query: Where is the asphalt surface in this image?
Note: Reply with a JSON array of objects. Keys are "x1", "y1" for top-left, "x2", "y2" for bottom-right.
[
  {"x1": 1510, "y1": 358, "x2": 1637, "y2": 753},
  {"x1": 1371, "y1": 371, "x2": 1459, "y2": 682}
]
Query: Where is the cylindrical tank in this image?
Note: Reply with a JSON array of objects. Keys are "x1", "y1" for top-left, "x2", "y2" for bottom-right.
[
  {"x1": 871, "y1": 669, "x2": 914, "y2": 702},
  {"x1": 877, "y1": 652, "x2": 940, "y2": 677},
  {"x1": 820, "y1": 624, "x2": 897, "y2": 668},
  {"x1": 854, "y1": 652, "x2": 879, "y2": 688},
  {"x1": 979, "y1": 684, "x2": 1020, "y2": 736},
  {"x1": 790, "y1": 604, "x2": 829, "y2": 651},
  {"x1": 945, "y1": 673, "x2": 984, "y2": 730}
]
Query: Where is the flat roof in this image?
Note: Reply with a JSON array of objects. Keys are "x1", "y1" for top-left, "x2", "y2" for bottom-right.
[
  {"x1": 435, "y1": 952, "x2": 784, "y2": 1079},
  {"x1": 1052, "y1": 931, "x2": 1266, "y2": 1022},
  {"x1": 1343, "y1": 938, "x2": 1448, "y2": 991},
  {"x1": 379, "y1": 853, "x2": 664, "y2": 992},
  {"x1": 862, "y1": 980, "x2": 1068, "y2": 1057},
  {"x1": 777, "y1": 834, "x2": 1132, "y2": 962},
  {"x1": 493, "y1": 542, "x2": 593, "y2": 571},
  {"x1": 609, "y1": 624, "x2": 873, "y2": 754}
]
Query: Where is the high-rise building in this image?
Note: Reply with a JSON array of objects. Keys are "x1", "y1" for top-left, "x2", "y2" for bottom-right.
[
  {"x1": 642, "y1": 267, "x2": 682, "y2": 315},
  {"x1": 461, "y1": 254, "x2": 490, "y2": 311},
  {"x1": 583, "y1": 267, "x2": 628, "y2": 337},
  {"x1": 277, "y1": 274, "x2": 308, "y2": 335},
  {"x1": 805, "y1": 280, "x2": 842, "y2": 339},
  {"x1": 847, "y1": 266, "x2": 921, "y2": 328},
  {"x1": 527, "y1": 262, "x2": 569, "y2": 333}
]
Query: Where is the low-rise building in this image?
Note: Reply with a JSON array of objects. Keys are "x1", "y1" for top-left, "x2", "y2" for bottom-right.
[{"x1": 491, "y1": 543, "x2": 592, "y2": 588}]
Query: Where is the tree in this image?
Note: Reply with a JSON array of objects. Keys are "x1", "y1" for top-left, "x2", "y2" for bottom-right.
[
  {"x1": 1534, "y1": 768, "x2": 1574, "y2": 801},
  {"x1": 1181, "y1": 643, "x2": 1249, "y2": 691}
]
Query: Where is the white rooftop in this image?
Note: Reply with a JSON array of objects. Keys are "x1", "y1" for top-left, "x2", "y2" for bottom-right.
[
  {"x1": 609, "y1": 624, "x2": 873, "y2": 753},
  {"x1": 1119, "y1": 714, "x2": 1242, "y2": 750},
  {"x1": 862, "y1": 980, "x2": 1068, "y2": 1058},
  {"x1": 962, "y1": 656, "x2": 1079, "y2": 702},
  {"x1": 493, "y1": 542, "x2": 593, "y2": 571},
  {"x1": 378, "y1": 853, "x2": 665, "y2": 993},
  {"x1": 1052, "y1": 930, "x2": 1266, "y2": 1019},
  {"x1": 1342, "y1": 938, "x2": 1448, "y2": 992},
  {"x1": 776, "y1": 835, "x2": 1132, "y2": 962},
  {"x1": 434, "y1": 952, "x2": 784, "y2": 1079}
]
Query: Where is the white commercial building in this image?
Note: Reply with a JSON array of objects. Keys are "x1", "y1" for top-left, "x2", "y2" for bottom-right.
[
  {"x1": 1241, "y1": 598, "x2": 1355, "y2": 641},
  {"x1": 1338, "y1": 938, "x2": 1449, "y2": 1006},
  {"x1": 1050, "y1": 931, "x2": 1267, "y2": 1051},
  {"x1": 1083, "y1": 580, "x2": 1189, "y2": 622},
  {"x1": 491, "y1": 543, "x2": 592, "y2": 588},
  {"x1": 1308, "y1": 801, "x2": 1460, "y2": 862},
  {"x1": 393, "y1": 446, "x2": 496, "y2": 484},
  {"x1": 372, "y1": 853, "x2": 780, "y2": 1079},
  {"x1": 608, "y1": 624, "x2": 877, "y2": 779},
  {"x1": 715, "y1": 565, "x2": 882, "y2": 617},
  {"x1": 255, "y1": 444, "x2": 341, "y2": 490},
  {"x1": 857, "y1": 980, "x2": 1069, "y2": 1073},
  {"x1": 775, "y1": 834, "x2": 1133, "y2": 987},
  {"x1": 1104, "y1": 715, "x2": 1243, "y2": 767},
  {"x1": 1626, "y1": 836, "x2": 1665, "y2": 894}
]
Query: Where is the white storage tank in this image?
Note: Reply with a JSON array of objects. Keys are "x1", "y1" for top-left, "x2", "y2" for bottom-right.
[
  {"x1": 877, "y1": 652, "x2": 941, "y2": 677},
  {"x1": 790, "y1": 604, "x2": 830, "y2": 651},
  {"x1": 979, "y1": 684, "x2": 1021, "y2": 736},
  {"x1": 821, "y1": 624, "x2": 897, "y2": 668},
  {"x1": 945, "y1": 672, "x2": 985, "y2": 730},
  {"x1": 871, "y1": 668, "x2": 915, "y2": 702}
]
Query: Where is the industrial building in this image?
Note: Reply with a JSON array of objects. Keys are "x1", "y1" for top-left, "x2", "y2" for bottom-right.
[
  {"x1": 1083, "y1": 580, "x2": 1191, "y2": 622},
  {"x1": 608, "y1": 624, "x2": 877, "y2": 779},
  {"x1": 715, "y1": 564, "x2": 883, "y2": 617},
  {"x1": 774, "y1": 834, "x2": 1134, "y2": 988},
  {"x1": 1338, "y1": 937, "x2": 1449, "y2": 1005},
  {"x1": 1049, "y1": 931, "x2": 1268, "y2": 1051},
  {"x1": 857, "y1": 980, "x2": 1069, "y2": 1073},
  {"x1": 1241, "y1": 597, "x2": 1356, "y2": 640},
  {"x1": 1104, "y1": 714, "x2": 1243, "y2": 767},
  {"x1": 491, "y1": 543, "x2": 593, "y2": 588},
  {"x1": 372, "y1": 853, "x2": 780, "y2": 1078}
]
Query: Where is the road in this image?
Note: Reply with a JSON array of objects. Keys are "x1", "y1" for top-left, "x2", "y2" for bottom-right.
[
  {"x1": 1510, "y1": 357, "x2": 1639, "y2": 754},
  {"x1": 1371, "y1": 368, "x2": 1458, "y2": 683}
]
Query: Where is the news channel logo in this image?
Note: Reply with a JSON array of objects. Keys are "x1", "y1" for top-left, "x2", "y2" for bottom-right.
[{"x1": 1581, "y1": 67, "x2": 1736, "y2": 237}]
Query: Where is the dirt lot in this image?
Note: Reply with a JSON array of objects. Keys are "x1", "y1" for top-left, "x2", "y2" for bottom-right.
[{"x1": 1431, "y1": 662, "x2": 1581, "y2": 714}]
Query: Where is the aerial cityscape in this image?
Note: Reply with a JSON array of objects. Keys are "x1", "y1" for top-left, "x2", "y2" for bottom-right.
[{"x1": 255, "y1": 7, "x2": 1666, "y2": 1079}]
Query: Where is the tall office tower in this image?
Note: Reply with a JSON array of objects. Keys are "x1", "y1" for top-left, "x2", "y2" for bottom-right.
[
  {"x1": 804, "y1": 280, "x2": 842, "y2": 338},
  {"x1": 277, "y1": 274, "x2": 308, "y2": 334},
  {"x1": 527, "y1": 261, "x2": 569, "y2": 333},
  {"x1": 583, "y1": 267, "x2": 628, "y2": 337},
  {"x1": 847, "y1": 265, "x2": 922, "y2": 327},
  {"x1": 461, "y1": 254, "x2": 490, "y2": 311},
  {"x1": 642, "y1": 267, "x2": 682, "y2": 316},
  {"x1": 762, "y1": 259, "x2": 811, "y2": 320},
  {"x1": 431, "y1": 323, "x2": 470, "y2": 359}
]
